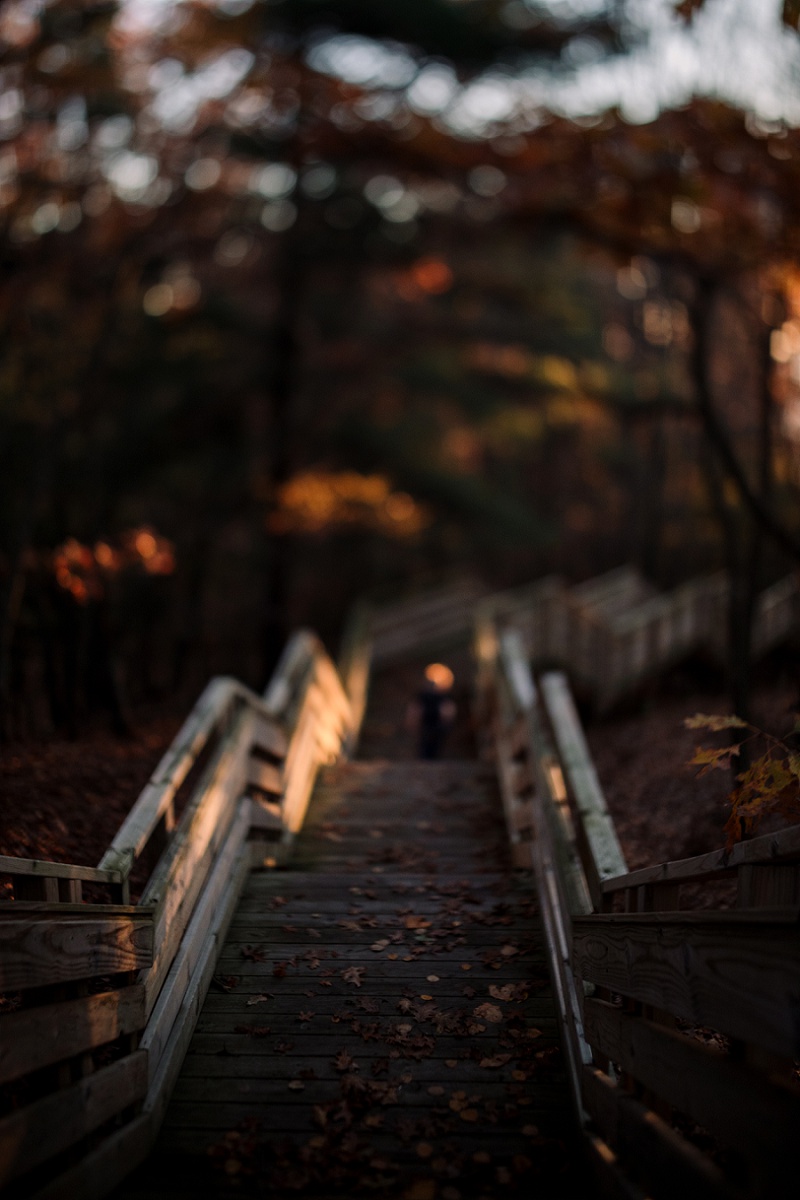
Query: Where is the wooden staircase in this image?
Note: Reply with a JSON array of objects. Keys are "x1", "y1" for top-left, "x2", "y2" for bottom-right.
[
  {"x1": 119, "y1": 761, "x2": 584, "y2": 1198},
  {"x1": 2, "y1": 573, "x2": 799, "y2": 1200}
]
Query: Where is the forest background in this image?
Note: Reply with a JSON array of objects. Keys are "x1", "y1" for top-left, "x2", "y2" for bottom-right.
[{"x1": 2, "y1": 0, "x2": 800, "y2": 751}]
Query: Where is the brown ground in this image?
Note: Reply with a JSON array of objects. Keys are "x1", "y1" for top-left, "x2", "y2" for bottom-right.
[
  {"x1": 0, "y1": 713, "x2": 180, "y2": 870},
  {"x1": 586, "y1": 667, "x2": 799, "y2": 870}
]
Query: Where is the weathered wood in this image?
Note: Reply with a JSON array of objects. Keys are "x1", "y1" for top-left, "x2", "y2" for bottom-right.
[
  {"x1": 250, "y1": 712, "x2": 288, "y2": 761},
  {"x1": 0, "y1": 984, "x2": 146, "y2": 1085},
  {"x1": 32, "y1": 1111, "x2": 154, "y2": 1200},
  {"x1": 583, "y1": 998, "x2": 800, "y2": 1194},
  {"x1": 540, "y1": 671, "x2": 627, "y2": 905},
  {"x1": 262, "y1": 629, "x2": 318, "y2": 718},
  {"x1": 144, "y1": 840, "x2": 255, "y2": 1129},
  {"x1": 737, "y1": 862, "x2": 800, "y2": 908},
  {"x1": 99, "y1": 676, "x2": 237, "y2": 878},
  {"x1": 0, "y1": 855, "x2": 122, "y2": 886},
  {"x1": 12, "y1": 875, "x2": 60, "y2": 901},
  {"x1": 247, "y1": 758, "x2": 283, "y2": 797},
  {"x1": 601, "y1": 824, "x2": 800, "y2": 894},
  {"x1": 0, "y1": 911, "x2": 154, "y2": 991},
  {"x1": 574, "y1": 911, "x2": 800, "y2": 1058},
  {"x1": 0, "y1": 1050, "x2": 148, "y2": 1186},
  {"x1": 142, "y1": 801, "x2": 251, "y2": 1075},
  {"x1": 337, "y1": 598, "x2": 373, "y2": 754},
  {"x1": 582, "y1": 1067, "x2": 736, "y2": 1200},
  {"x1": 141, "y1": 712, "x2": 252, "y2": 1013}
]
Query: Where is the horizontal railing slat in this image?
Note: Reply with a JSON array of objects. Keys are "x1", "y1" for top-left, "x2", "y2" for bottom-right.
[
  {"x1": 583, "y1": 997, "x2": 800, "y2": 1194},
  {"x1": 574, "y1": 911, "x2": 800, "y2": 1059},
  {"x1": 0, "y1": 911, "x2": 154, "y2": 991},
  {"x1": 601, "y1": 823, "x2": 800, "y2": 893},
  {"x1": 0, "y1": 1051, "x2": 148, "y2": 1187},
  {"x1": 0, "y1": 984, "x2": 146, "y2": 1086},
  {"x1": 581, "y1": 1067, "x2": 736, "y2": 1200}
]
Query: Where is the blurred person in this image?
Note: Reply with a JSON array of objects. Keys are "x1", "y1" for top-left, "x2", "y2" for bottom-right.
[{"x1": 406, "y1": 663, "x2": 456, "y2": 759}]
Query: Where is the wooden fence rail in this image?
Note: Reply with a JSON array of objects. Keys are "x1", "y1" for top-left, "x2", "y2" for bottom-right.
[
  {"x1": 482, "y1": 566, "x2": 798, "y2": 711},
  {"x1": 476, "y1": 603, "x2": 800, "y2": 1200},
  {"x1": 0, "y1": 619, "x2": 372, "y2": 1199}
]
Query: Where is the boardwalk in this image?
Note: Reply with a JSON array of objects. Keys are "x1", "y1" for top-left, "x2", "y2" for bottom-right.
[{"x1": 119, "y1": 760, "x2": 585, "y2": 1199}]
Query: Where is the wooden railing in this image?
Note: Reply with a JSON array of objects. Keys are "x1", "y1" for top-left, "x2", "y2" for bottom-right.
[
  {"x1": 369, "y1": 576, "x2": 487, "y2": 665},
  {"x1": 480, "y1": 566, "x2": 798, "y2": 711},
  {"x1": 0, "y1": 622, "x2": 371, "y2": 1199},
  {"x1": 476, "y1": 608, "x2": 800, "y2": 1200}
]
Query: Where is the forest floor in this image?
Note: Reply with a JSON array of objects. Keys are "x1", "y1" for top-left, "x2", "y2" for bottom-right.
[{"x1": 0, "y1": 650, "x2": 797, "y2": 877}]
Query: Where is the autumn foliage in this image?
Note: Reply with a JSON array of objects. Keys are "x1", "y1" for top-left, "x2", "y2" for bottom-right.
[{"x1": 686, "y1": 713, "x2": 800, "y2": 846}]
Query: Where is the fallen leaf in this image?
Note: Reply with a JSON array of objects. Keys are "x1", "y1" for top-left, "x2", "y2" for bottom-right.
[
  {"x1": 416, "y1": 1142, "x2": 434, "y2": 1159},
  {"x1": 473, "y1": 1003, "x2": 503, "y2": 1024},
  {"x1": 297, "y1": 1011, "x2": 314, "y2": 1022},
  {"x1": 489, "y1": 983, "x2": 527, "y2": 1002},
  {"x1": 522, "y1": 1125, "x2": 540, "y2": 1137},
  {"x1": 371, "y1": 940, "x2": 389, "y2": 952},
  {"x1": 287, "y1": 1080, "x2": 305, "y2": 1091},
  {"x1": 460, "y1": 963, "x2": 472, "y2": 971},
  {"x1": 427, "y1": 1085, "x2": 445, "y2": 1096},
  {"x1": 334, "y1": 1050, "x2": 355, "y2": 1072},
  {"x1": 240, "y1": 946, "x2": 267, "y2": 962},
  {"x1": 342, "y1": 966, "x2": 365, "y2": 987},
  {"x1": 426, "y1": 975, "x2": 439, "y2": 983},
  {"x1": 445, "y1": 1059, "x2": 458, "y2": 1068},
  {"x1": 233, "y1": 1024, "x2": 271, "y2": 1037},
  {"x1": 479, "y1": 1053, "x2": 513, "y2": 1068},
  {"x1": 459, "y1": 1108, "x2": 478, "y2": 1122},
  {"x1": 212, "y1": 975, "x2": 240, "y2": 992},
  {"x1": 403, "y1": 916, "x2": 431, "y2": 930},
  {"x1": 473, "y1": 1151, "x2": 490, "y2": 1164},
  {"x1": 246, "y1": 994, "x2": 272, "y2": 1006},
  {"x1": 512, "y1": 1069, "x2": 527, "y2": 1081},
  {"x1": 420, "y1": 994, "x2": 433, "y2": 1001},
  {"x1": 500, "y1": 945, "x2": 520, "y2": 958}
]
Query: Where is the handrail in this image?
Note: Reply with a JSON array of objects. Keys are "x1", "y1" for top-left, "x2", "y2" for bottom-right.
[
  {"x1": 601, "y1": 822, "x2": 800, "y2": 893},
  {"x1": 0, "y1": 611, "x2": 373, "y2": 1200},
  {"x1": 477, "y1": 600, "x2": 800, "y2": 1200}
]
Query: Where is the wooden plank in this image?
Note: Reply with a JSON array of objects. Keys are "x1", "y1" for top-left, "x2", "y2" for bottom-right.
[
  {"x1": 31, "y1": 1111, "x2": 153, "y2": 1200},
  {"x1": 602, "y1": 824, "x2": 800, "y2": 894},
  {"x1": 13, "y1": 876, "x2": 60, "y2": 901},
  {"x1": 0, "y1": 856, "x2": 122, "y2": 886},
  {"x1": 262, "y1": 630, "x2": 317, "y2": 718},
  {"x1": 0, "y1": 913, "x2": 153, "y2": 991},
  {"x1": 0, "y1": 1050, "x2": 148, "y2": 1186},
  {"x1": 540, "y1": 671, "x2": 627, "y2": 904},
  {"x1": 737, "y1": 863, "x2": 800, "y2": 908},
  {"x1": 144, "y1": 841, "x2": 252, "y2": 1129},
  {"x1": 337, "y1": 599, "x2": 373, "y2": 754},
  {"x1": 141, "y1": 711, "x2": 252, "y2": 1013},
  {"x1": 582, "y1": 1067, "x2": 736, "y2": 1200},
  {"x1": 0, "y1": 984, "x2": 146, "y2": 1085},
  {"x1": 141, "y1": 801, "x2": 251, "y2": 1078},
  {"x1": 250, "y1": 712, "x2": 288, "y2": 760},
  {"x1": 574, "y1": 912, "x2": 800, "y2": 1058},
  {"x1": 583, "y1": 997, "x2": 800, "y2": 1194},
  {"x1": 247, "y1": 758, "x2": 283, "y2": 796},
  {"x1": 99, "y1": 676, "x2": 236, "y2": 877}
]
